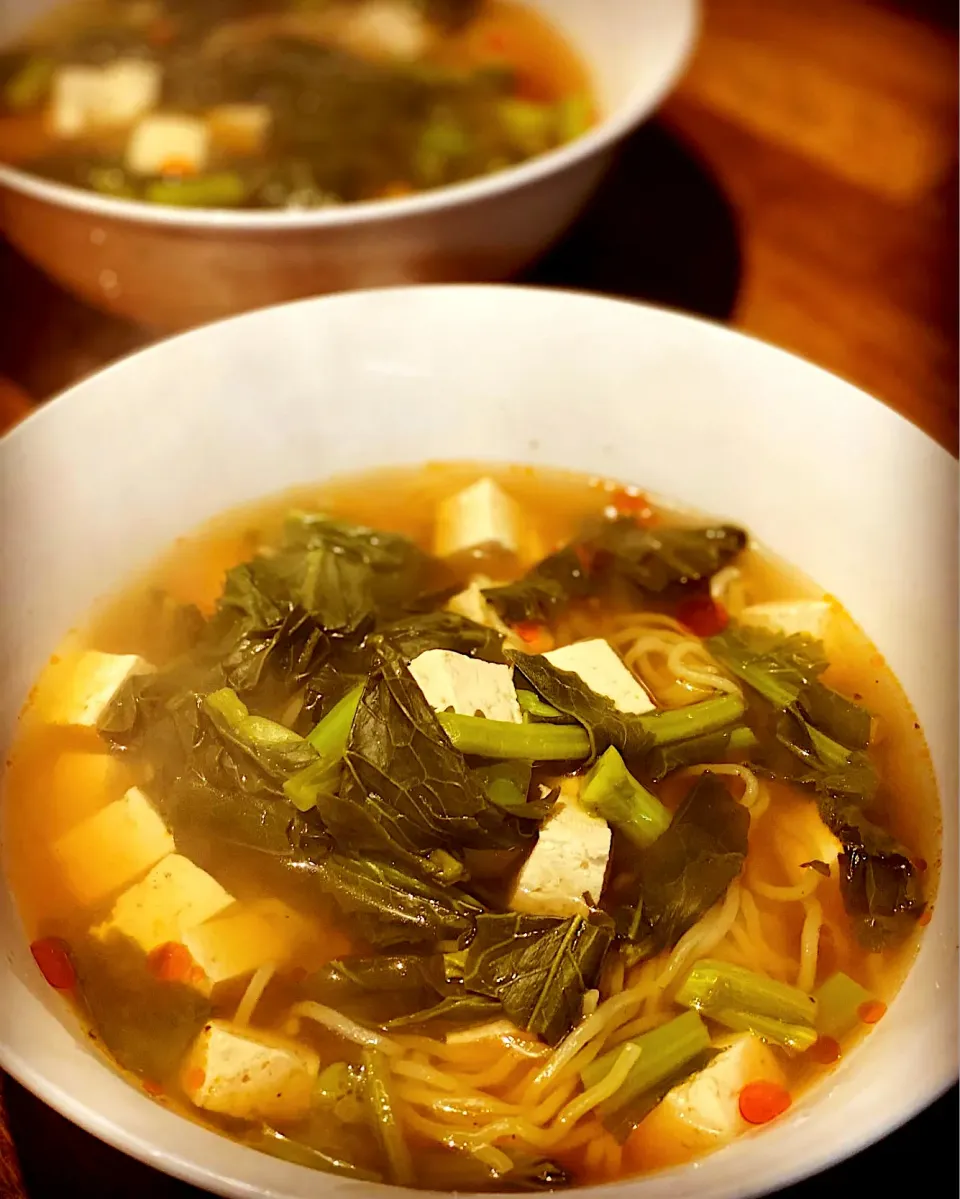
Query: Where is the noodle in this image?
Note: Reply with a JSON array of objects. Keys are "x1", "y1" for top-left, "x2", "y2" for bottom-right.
[
  {"x1": 656, "y1": 879, "x2": 742, "y2": 990},
  {"x1": 234, "y1": 962, "x2": 275, "y2": 1028},
  {"x1": 797, "y1": 897, "x2": 823, "y2": 993},
  {"x1": 288, "y1": 1001, "x2": 401, "y2": 1055},
  {"x1": 751, "y1": 871, "x2": 821, "y2": 903},
  {"x1": 710, "y1": 565, "x2": 747, "y2": 614},
  {"x1": 681, "y1": 764, "x2": 767, "y2": 815},
  {"x1": 665, "y1": 640, "x2": 742, "y2": 695}
]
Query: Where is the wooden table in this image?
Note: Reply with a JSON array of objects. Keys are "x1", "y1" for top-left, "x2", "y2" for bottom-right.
[{"x1": 1, "y1": 0, "x2": 957, "y2": 1194}]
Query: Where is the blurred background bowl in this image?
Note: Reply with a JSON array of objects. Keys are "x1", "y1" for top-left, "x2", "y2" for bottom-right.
[{"x1": 0, "y1": 0, "x2": 697, "y2": 331}]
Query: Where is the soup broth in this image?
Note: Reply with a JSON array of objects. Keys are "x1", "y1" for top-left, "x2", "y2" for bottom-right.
[
  {"x1": 4, "y1": 464, "x2": 940, "y2": 1189},
  {"x1": 0, "y1": 0, "x2": 593, "y2": 209}
]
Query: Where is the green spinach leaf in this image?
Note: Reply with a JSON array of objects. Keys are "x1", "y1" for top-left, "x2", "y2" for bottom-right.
[
  {"x1": 618, "y1": 773, "x2": 749, "y2": 959},
  {"x1": 508, "y1": 649, "x2": 653, "y2": 760},
  {"x1": 323, "y1": 645, "x2": 528, "y2": 866},
  {"x1": 284, "y1": 852, "x2": 483, "y2": 948},
  {"x1": 588, "y1": 518, "x2": 748, "y2": 596},
  {"x1": 482, "y1": 546, "x2": 592, "y2": 624},
  {"x1": 706, "y1": 624, "x2": 827, "y2": 709},
  {"x1": 463, "y1": 912, "x2": 613, "y2": 1045}
]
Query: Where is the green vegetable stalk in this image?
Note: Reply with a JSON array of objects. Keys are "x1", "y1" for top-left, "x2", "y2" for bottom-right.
[
  {"x1": 581, "y1": 747, "x2": 671, "y2": 848},
  {"x1": 581, "y1": 1011, "x2": 712, "y2": 1117},
  {"x1": 676, "y1": 959, "x2": 818, "y2": 1028},
  {"x1": 814, "y1": 971, "x2": 875, "y2": 1040}
]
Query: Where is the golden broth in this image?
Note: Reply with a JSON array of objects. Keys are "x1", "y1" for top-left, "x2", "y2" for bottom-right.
[{"x1": 3, "y1": 464, "x2": 941, "y2": 1188}]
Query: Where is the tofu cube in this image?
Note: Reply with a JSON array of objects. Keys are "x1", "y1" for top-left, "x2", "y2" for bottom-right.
[
  {"x1": 51, "y1": 59, "x2": 160, "y2": 138},
  {"x1": 126, "y1": 113, "x2": 210, "y2": 176},
  {"x1": 511, "y1": 779, "x2": 611, "y2": 917},
  {"x1": 738, "y1": 600, "x2": 832, "y2": 642},
  {"x1": 409, "y1": 648, "x2": 522, "y2": 723},
  {"x1": 92, "y1": 854, "x2": 235, "y2": 954},
  {"x1": 446, "y1": 576, "x2": 513, "y2": 638},
  {"x1": 52, "y1": 787, "x2": 175, "y2": 907},
  {"x1": 339, "y1": 1, "x2": 433, "y2": 60},
  {"x1": 50, "y1": 750, "x2": 129, "y2": 825},
  {"x1": 45, "y1": 650, "x2": 151, "y2": 729},
  {"x1": 629, "y1": 1035, "x2": 786, "y2": 1168},
  {"x1": 545, "y1": 639, "x2": 655, "y2": 715},
  {"x1": 207, "y1": 103, "x2": 271, "y2": 155},
  {"x1": 183, "y1": 899, "x2": 316, "y2": 986},
  {"x1": 182, "y1": 1019, "x2": 319, "y2": 1123},
  {"x1": 434, "y1": 477, "x2": 524, "y2": 559}
]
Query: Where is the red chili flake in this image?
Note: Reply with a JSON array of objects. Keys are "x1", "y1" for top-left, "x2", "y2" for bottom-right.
[
  {"x1": 807, "y1": 1036, "x2": 842, "y2": 1065},
  {"x1": 914, "y1": 857, "x2": 928, "y2": 873},
  {"x1": 485, "y1": 30, "x2": 508, "y2": 53},
  {"x1": 738, "y1": 1080, "x2": 791, "y2": 1125},
  {"x1": 573, "y1": 543, "x2": 595, "y2": 575},
  {"x1": 857, "y1": 1000, "x2": 887, "y2": 1025},
  {"x1": 146, "y1": 941, "x2": 195, "y2": 983},
  {"x1": 677, "y1": 595, "x2": 729, "y2": 637},
  {"x1": 513, "y1": 621, "x2": 544, "y2": 644},
  {"x1": 142, "y1": 1079, "x2": 165, "y2": 1096},
  {"x1": 30, "y1": 937, "x2": 76, "y2": 990},
  {"x1": 918, "y1": 910, "x2": 933, "y2": 927},
  {"x1": 609, "y1": 489, "x2": 656, "y2": 522}
]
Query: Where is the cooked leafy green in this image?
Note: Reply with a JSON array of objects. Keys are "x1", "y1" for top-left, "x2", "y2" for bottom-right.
[
  {"x1": 283, "y1": 852, "x2": 483, "y2": 948},
  {"x1": 482, "y1": 546, "x2": 592, "y2": 624},
  {"x1": 303, "y1": 953, "x2": 497, "y2": 1030},
  {"x1": 616, "y1": 774, "x2": 749, "y2": 960},
  {"x1": 587, "y1": 518, "x2": 748, "y2": 596},
  {"x1": 706, "y1": 624, "x2": 828, "y2": 709},
  {"x1": 463, "y1": 912, "x2": 613, "y2": 1045},
  {"x1": 370, "y1": 610, "x2": 505, "y2": 663},
  {"x1": 322, "y1": 645, "x2": 529, "y2": 868},
  {"x1": 508, "y1": 650, "x2": 654, "y2": 759},
  {"x1": 482, "y1": 520, "x2": 747, "y2": 624},
  {"x1": 646, "y1": 726, "x2": 758, "y2": 782},
  {"x1": 821, "y1": 798, "x2": 926, "y2": 949}
]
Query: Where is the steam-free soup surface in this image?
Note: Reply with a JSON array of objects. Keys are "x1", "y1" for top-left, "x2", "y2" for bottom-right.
[
  {"x1": 5, "y1": 465, "x2": 939, "y2": 1190},
  {"x1": 0, "y1": 0, "x2": 593, "y2": 209}
]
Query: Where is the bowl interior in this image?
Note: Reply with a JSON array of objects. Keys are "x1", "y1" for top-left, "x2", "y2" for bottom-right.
[{"x1": 0, "y1": 286, "x2": 956, "y2": 1199}]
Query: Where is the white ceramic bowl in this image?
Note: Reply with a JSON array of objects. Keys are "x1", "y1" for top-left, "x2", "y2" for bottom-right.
[
  {"x1": 0, "y1": 0, "x2": 696, "y2": 330},
  {"x1": 0, "y1": 286, "x2": 956, "y2": 1199}
]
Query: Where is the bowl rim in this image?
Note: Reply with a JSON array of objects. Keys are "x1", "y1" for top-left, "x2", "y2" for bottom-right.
[
  {"x1": 0, "y1": 284, "x2": 955, "y2": 1199},
  {"x1": 0, "y1": 1, "x2": 698, "y2": 232}
]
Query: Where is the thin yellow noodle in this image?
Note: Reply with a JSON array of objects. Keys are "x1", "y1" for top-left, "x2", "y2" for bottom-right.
[
  {"x1": 666, "y1": 640, "x2": 741, "y2": 695},
  {"x1": 683, "y1": 763, "x2": 764, "y2": 811},
  {"x1": 584, "y1": 1136, "x2": 607, "y2": 1174},
  {"x1": 582, "y1": 988, "x2": 600, "y2": 1017},
  {"x1": 288, "y1": 1001, "x2": 400, "y2": 1055},
  {"x1": 460, "y1": 1053, "x2": 535, "y2": 1091},
  {"x1": 395, "y1": 1033, "x2": 547, "y2": 1062},
  {"x1": 656, "y1": 879, "x2": 742, "y2": 990},
  {"x1": 391, "y1": 1059, "x2": 506, "y2": 1100},
  {"x1": 398, "y1": 1088, "x2": 519, "y2": 1119},
  {"x1": 606, "y1": 1010, "x2": 671, "y2": 1048},
  {"x1": 797, "y1": 897, "x2": 823, "y2": 993},
  {"x1": 474, "y1": 1145, "x2": 513, "y2": 1175},
  {"x1": 710, "y1": 565, "x2": 747, "y2": 613},
  {"x1": 727, "y1": 921, "x2": 768, "y2": 973},
  {"x1": 750, "y1": 870, "x2": 820, "y2": 902},
  {"x1": 233, "y1": 962, "x2": 274, "y2": 1028},
  {"x1": 735, "y1": 892, "x2": 795, "y2": 978},
  {"x1": 528, "y1": 982, "x2": 654, "y2": 1095}
]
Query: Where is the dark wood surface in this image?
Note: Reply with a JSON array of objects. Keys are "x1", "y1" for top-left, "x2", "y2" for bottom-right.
[{"x1": 0, "y1": 0, "x2": 957, "y2": 1196}]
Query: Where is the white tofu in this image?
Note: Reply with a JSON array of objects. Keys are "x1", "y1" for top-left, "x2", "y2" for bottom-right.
[
  {"x1": 49, "y1": 751, "x2": 129, "y2": 825},
  {"x1": 183, "y1": 899, "x2": 316, "y2": 986},
  {"x1": 45, "y1": 650, "x2": 151, "y2": 729},
  {"x1": 339, "y1": 1, "x2": 433, "y2": 60},
  {"x1": 92, "y1": 854, "x2": 234, "y2": 954},
  {"x1": 545, "y1": 639, "x2": 655, "y2": 715},
  {"x1": 409, "y1": 649, "x2": 522, "y2": 723},
  {"x1": 739, "y1": 600, "x2": 832, "y2": 642},
  {"x1": 52, "y1": 787, "x2": 175, "y2": 907},
  {"x1": 51, "y1": 59, "x2": 160, "y2": 138},
  {"x1": 447, "y1": 576, "x2": 513, "y2": 637},
  {"x1": 511, "y1": 779, "x2": 611, "y2": 918},
  {"x1": 434, "y1": 477, "x2": 523, "y2": 559},
  {"x1": 126, "y1": 113, "x2": 210, "y2": 176},
  {"x1": 207, "y1": 103, "x2": 271, "y2": 154},
  {"x1": 182, "y1": 1019, "x2": 319, "y2": 1123},
  {"x1": 632, "y1": 1035, "x2": 786, "y2": 1167}
]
